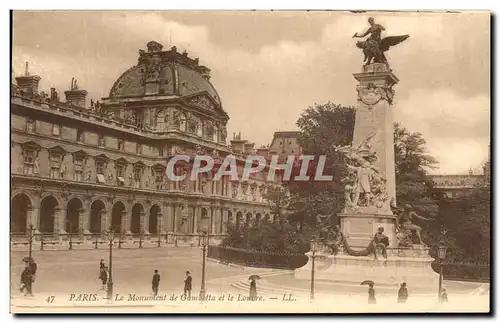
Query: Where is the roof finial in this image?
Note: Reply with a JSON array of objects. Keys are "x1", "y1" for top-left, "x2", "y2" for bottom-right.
[{"x1": 24, "y1": 62, "x2": 29, "y2": 76}]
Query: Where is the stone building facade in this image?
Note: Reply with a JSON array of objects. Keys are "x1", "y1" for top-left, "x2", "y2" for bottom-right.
[
  {"x1": 11, "y1": 41, "x2": 277, "y2": 240},
  {"x1": 430, "y1": 146, "x2": 491, "y2": 199}
]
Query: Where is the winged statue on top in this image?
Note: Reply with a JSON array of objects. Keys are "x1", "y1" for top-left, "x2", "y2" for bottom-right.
[{"x1": 353, "y1": 17, "x2": 410, "y2": 69}]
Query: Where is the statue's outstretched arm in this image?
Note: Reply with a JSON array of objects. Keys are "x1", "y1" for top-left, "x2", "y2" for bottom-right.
[{"x1": 354, "y1": 28, "x2": 371, "y2": 38}]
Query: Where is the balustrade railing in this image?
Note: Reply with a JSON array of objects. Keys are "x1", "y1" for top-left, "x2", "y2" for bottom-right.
[{"x1": 10, "y1": 232, "x2": 227, "y2": 251}]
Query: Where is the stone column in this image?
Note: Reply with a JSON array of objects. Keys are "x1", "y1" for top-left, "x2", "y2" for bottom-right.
[
  {"x1": 221, "y1": 208, "x2": 227, "y2": 233},
  {"x1": 165, "y1": 204, "x2": 174, "y2": 232},
  {"x1": 157, "y1": 213, "x2": 165, "y2": 234},
  {"x1": 210, "y1": 207, "x2": 216, "y2": 234},
  {"x1": 192, "y1": 206, "x2": 198, "y2": 233},
  {"x1": 77, "y1": 208, "x2": 85, "y2": 235},
  {"x1": 100, "y1": 209, "x2": 107, "y2": 233},
  {"x1": 55, "y1": 207, "x2": 66, "y2": 234},
  {"x1": 121, "y1": 210, "x2": 128, "y2": 234},
  {"x1": 141, "y1": 212, "x2": 150, "y2": 235},
  {"x1": 339, "y1": 63, "x2": 399, "y2": 248}
]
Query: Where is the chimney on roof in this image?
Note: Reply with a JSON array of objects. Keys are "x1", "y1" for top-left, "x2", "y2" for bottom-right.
[
  {"x1": 64, "y1": 78, "x2": 88, "y2": 108},
  {"x1": 256, "y1": 146, "x2": 270, "y2": 159},
  {"x1": 230, "y1": 133, "x2": 246, "y2": 154},
  {"x1": 15, "y1": 62, "x2": 41, "y2": 95},
  {"x1": 244, "y1": 142, "x2": 255, "y2": 155}
]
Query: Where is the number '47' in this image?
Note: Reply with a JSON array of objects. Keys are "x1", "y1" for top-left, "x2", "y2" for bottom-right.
[{"x1": 45, "y1": 296, "x2": 55, "y2": 303}]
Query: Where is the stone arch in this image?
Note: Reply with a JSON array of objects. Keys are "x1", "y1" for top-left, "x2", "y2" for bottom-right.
[
  {"x1": 40, "y1": 195, "x2": 59, "y2": 233},
  {"x1": 111, "y1": 201, "x2": 126, "y2": 233},
  {"x1": 90, "y1": 199, "x2": 106, "y2": 233},
  {"x1": 131, "y1": 203, "x2": 145, "y2": 234},
  {"x1": 149, "y1": 204, "x2": 162, "y2": 234},
  {"x1": 66, "y1": 197, "x2": 83, "y2": 233},
  {"x1": 11, "y1": 193, "x2": 32, "y2": 233},
  {"x1": 64, "y1": 194, "x2": 85, "y2": 210},
  {"x1": 11, "y1": 190, "x2": 36, "y2": 206},
  {"x1": 263, "y1": 213, "x2": 270, "y2": 224},
  {"x1": 41, "y1": 192, "x2": 63, "y2": 208}
]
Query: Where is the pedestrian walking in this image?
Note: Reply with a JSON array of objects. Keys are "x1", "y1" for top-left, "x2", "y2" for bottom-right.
[
  {"x1": 397, "y1": 282, "x2": 408, "y2": 303},
  {"x1": 20, "y1": 264, "x2": 33, "y2": 296},
  {"x1": 368, "y1": 283, "x2": 376, "y2": 304},
  {"x1": 440, "y1": 288, "x2": 448, "y2": 303},
  {"x1": 99, "y1": 266, "x2": 108, "y2": 290},
  {"x1": 100, "y1": 258, "x2": 105, "y2": 270},
  {"x1": 249, "y1": 278, "x2": 257, "y2": 298},
  {"x1": 28, "y1": 260, "x2": 37, "y2": 283},
  {"x1": 152, "y1": 270, "x2": 160, "y2": 296},
  {"x1": 184, "y1": 271, "x2": 192, "y2": 297}
]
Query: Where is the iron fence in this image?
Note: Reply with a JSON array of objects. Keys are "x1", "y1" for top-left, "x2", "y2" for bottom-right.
[
  {"x1": 207, "y1": 245, "x2": 308, "y2": 269},
  {"x1": 431, "y1": 261, "x2": 490, "y2": 282}
]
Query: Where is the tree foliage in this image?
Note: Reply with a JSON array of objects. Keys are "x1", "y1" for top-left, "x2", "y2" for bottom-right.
[
  {"x1": 224, "y1": 104, "x2": 452, "y2": 252},
  {"x1": 393, "y1": 122, "x2": 440, "y2": 244},
  {"x1": 286, "y1": 103, "x2": 356, "y2": 228}
]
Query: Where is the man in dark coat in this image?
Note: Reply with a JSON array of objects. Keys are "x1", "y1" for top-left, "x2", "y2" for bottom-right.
[
  {"x1": 184, "y1": 271, "x2": 192, "y2": 297},
  {"x1": 397, "y1": 282, "x2": 408, "y2": 303},
  {"x1": 99, "y1": 266, "x2": 108, "y2": 290},
  {"x1": 20, "y1": 265, "x2": 33, "y2": 296},
  {"x1": 152, "y1": 270, "x2": 160, "y2": 296}
]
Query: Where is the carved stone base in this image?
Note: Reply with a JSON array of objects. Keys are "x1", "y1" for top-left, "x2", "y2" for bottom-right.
[{"x1": 294, "y1": 248, "x2": 438, "y2": 289}]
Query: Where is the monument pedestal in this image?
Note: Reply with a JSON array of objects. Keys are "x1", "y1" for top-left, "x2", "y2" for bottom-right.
[
  {"x1": 340, "y1": 211, "x2": 397, "y2": 248},
  {"x1": 294, "y1": 246, "x2": 439, "y2": 289}
]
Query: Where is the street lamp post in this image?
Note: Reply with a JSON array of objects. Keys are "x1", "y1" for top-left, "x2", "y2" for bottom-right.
[
  {"x1": 199, "y1": 230, "x2": 209, "y2": 300},
  {"x1": 157, "y1": 222, "x2": 161, "y2": 248},
  {"x1": 310, "y1": 236, "x2": 320, "y2": 301},
  {"x1": 107, "y1": 229, "x2": 115, "y2": 301},
  {"x1": 28, "y1": 224, "x2": 34, "y2": 265},
  {"x1": 437, "y1": 241, "x2": 447, "y2": 303}
]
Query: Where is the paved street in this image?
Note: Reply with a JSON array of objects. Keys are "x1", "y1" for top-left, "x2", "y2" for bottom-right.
[
  {"x1": 10, "y1": 247, "x2": 273, "y2": 309},
  {"x1": 10, "y1": 247, "x2": 489, "y2": 313}
]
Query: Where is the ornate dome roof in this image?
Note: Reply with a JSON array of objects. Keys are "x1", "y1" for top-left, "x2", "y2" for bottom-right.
[{"x1": 108, "y1": 41, "x2": 221, "y2": 107}]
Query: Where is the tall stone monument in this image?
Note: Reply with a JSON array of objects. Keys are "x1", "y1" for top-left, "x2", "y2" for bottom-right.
[{"x1": 295, "y1": 18, "x2": 439, "y2": 288}]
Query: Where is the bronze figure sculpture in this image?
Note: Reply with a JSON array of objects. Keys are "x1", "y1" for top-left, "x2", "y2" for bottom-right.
[{"x1": 353, "y1": 17, "x2": 409, "y2": 68}]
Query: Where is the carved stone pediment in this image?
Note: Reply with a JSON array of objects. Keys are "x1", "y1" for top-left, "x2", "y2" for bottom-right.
[{"x1": 187, "y1": 95, "x2": 216, "y2": 111}]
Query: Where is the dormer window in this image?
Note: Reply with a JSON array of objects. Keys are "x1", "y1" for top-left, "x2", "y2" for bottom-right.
[
  {"x1": 23, "y1": 150, "x2": 36, "y2": 175},
  {"x1": 26, "y1": 118, "x2": 35, "y2": 132},
  {"x1": 77, "y1": 129, "x2": 84, "y2": 142},
  {"x1": 49, "y1": 153, "x2": 62, "y2": 179},
  {"x1": 52, "y1": 124, "x2": 61, "y2": 136},
  {"x1": 133, "y1": 164, "x2": 143, "y2": 188},
  {"x1": 118, "y1": 139, "x2": 124, "y2": 151}
]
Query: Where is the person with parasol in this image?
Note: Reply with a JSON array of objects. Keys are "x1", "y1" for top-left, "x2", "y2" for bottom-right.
[
  {"x1": 361, "y1": 280, "x2": 376, "y2": 304},
  {"x1": 249, "y1": 275, "x2": 260, "y2": 298}
]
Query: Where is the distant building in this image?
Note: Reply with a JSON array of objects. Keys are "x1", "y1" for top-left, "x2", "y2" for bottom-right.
[
  {"x1": 269, "y1": 131, "x2": 302, "y2": 157},
  {"x1": 430, "y1": 146, "x2": 491, "y2": 199}
]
